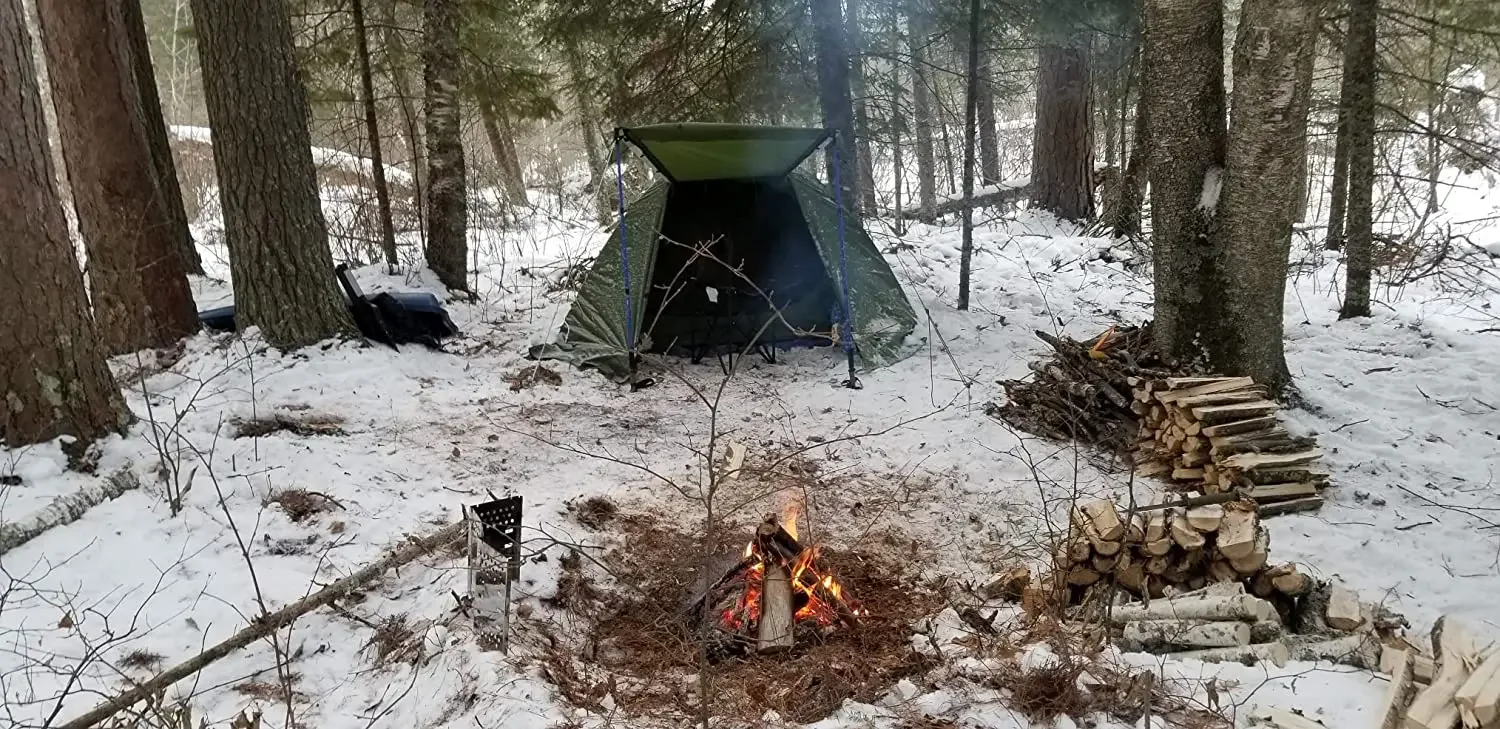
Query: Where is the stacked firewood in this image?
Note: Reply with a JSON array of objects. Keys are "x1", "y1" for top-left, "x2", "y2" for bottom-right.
[
  {"x1": 990, "y1": 327, "x2": 1178, "y2": 453},
  {"x1": 1131, "y1": 376, "x2": 1328, "y2": 515},
  {"x1": 1048, "y1": 497, "x2": 1311, "y2": 603}
]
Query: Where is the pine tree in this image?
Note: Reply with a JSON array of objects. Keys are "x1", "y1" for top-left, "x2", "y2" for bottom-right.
[
  {"x1": 37, "y1": 0, "x2": 199, "y2": 355},
  {"x1": 811, "y1": 0, "x2": 859, "y2": 219},
  {"x1": 352, "y1": 0, "x2": 399, "y2": 270},
  {"x1": 190, "y1": 0, "x2": 355, "y2": 348},
  {"x1": 0, "y1": 0, "x2": 130, "y2": 445},
  {"x1": 1029, "y1": 30, "x2": 1095, "y2": 221},
  {"x1": 1339, "y1": 0, "x2": 1378, "y2": 319}
]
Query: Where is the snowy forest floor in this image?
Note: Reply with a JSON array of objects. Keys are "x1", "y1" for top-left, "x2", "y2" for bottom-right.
[{"x1": 2, "y1": 199, "x2": 1499, "y2": 729}]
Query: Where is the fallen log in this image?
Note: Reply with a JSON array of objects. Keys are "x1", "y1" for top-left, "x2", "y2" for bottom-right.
[
  {"x1": 0, "y1": 469, "x2": 141, "y2": 556},
  {"x1": 1169, "y1": 641, "x2": 1291, "y2": 667},
  {"x1": 1120, "y1": 619, "x2": 1250, "y2": 651},
  {"x1": 56, "y1": 521, "x2": 467, "y2": 729},
  {"x1": 1108, "y1": 594, "x2": 1278, "y2": 624}
]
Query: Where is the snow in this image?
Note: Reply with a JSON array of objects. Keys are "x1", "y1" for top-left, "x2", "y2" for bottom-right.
[
  {"x1": 3, "y1": 187, "x2": 1500, "y2": 728},
  {"x1": 169, "y1": 125, "x2": 416, "y2": 187},
  {"x1": 1199, "y1": 166, "x2": 1224, "y2": 211}
]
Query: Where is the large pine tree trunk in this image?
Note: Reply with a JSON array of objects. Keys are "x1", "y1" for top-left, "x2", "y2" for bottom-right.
[
  {"x1": 122, "y1": 0, "x2": 201, "y2": 276},
  {"x1": 479, "y1": 100, "x2": 527, "y2": 206},
  {"x1": 909, "y1": 10, "x2": 937, "y2": 219},
  {"x1": 1339, "y1": 0, "x2": 1377, "y2": 319},
  {"x1": 1030, "y1": 32, "x2": 1095, "y2": 222},
  {"x1": 38, "y1": 0, "x2": 199, "y2": 356},
  {"x1": 1219, "y1": 0, "x2": 1322, "y2": 393},
  {"x1": 422, "y1": 0, "x2": 468, "y2": 292},
  {"x1": 812, "y1": 0, "x2": 859, "y2": 220},
  {"x1": 351, "y1": 0, "x2": 398, "y2": 269},
  {"x1": 1143, "y1": 0, "x2": 1227, "y2": 362},
  {"x1": 190, "y1": 0, "x2": 354, "y2": 349},
  {"x1": 957, "y1": 0, "x2": 981, "y2": 310},
  {"x1": 846, "y1": 0, "x2": 877, "y2": 214},
  {"x1": 0, "y1": 0, "x2": 130, "y2": 445}
]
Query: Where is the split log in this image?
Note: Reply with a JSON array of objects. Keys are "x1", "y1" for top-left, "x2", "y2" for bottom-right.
[
  {"x1": 0, "y1": 469, "x2": 141, "y2": 556},
  {"x1": 1258, "y1": 497, "x2": 1325, "y2": 517},
  {"x1": 1245, "y1": 482, "x2": 1320, "y2": 503},
  {"x1": 1405, "y1": 617, "x2": 1480, "y2": 729},
  {"x1": 1192, "y1": 401, "x2": 1281, "y2": 422},
  {"x1": 1228, "y1": 529, "x2": 1270, "y2": 575},
  {"x1": 1156, "y1": 377, "x2": 1255, "y2": 402},
  {"x1": 1076, "y1": 499, "x2": 1125, "y2": 541},
  {"x1": 1201, "y1": 415, "x2": 1280, "y2": 438},
  {"x1": 1067, "y1": 567, "x2": 1102, "y2": 586},
  {"x1": 1170, "y1": 641, "x2": 1291, "y2": 667},
  {"x1": 1170, "y1": 513, "x2": 1206, "y2": 549},
  {"x1": 1326, "y1": 583, "x2": 1366, "y2": 631},
  {"x1": 55, "y1": 521, "x2": 467, "y2": 729},
  {"x1": 1455, "y1": 651, "x2": 1500, "y2": 727},
  {"x1": 1216, "y1": 506, "x2": 1259, "y2": 560},
  {"x1": 1221, "y1": 449, "x2": 1322, "y2": 471},
  {"x1": 1108, "y1": 594, "x2": 1277, "y2": 624},
  {"x1": 1267, "y1": 564, "x2": 1310, "y2": 596},
  {"x1": 757, "y1": 563, "x2": 795, "y2": 653},
  {"x1": 1121, "y1": 619, "x2": 1249, "y2": 651},
  {"x1": 1379, "y1": 648, "x2": 1419, "y2": 729},
  {"x1": 1186, "y1": 504, "x2": 1224, "y2": 531},
  {"x1": 1383, "y1": 644, "x2": 1438, "y2": 684}
]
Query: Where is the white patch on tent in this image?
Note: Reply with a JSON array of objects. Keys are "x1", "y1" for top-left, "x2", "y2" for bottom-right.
[
  {"x1": 704, "y1": 286, "x2": 719, "y2": 303},
  {"x1": 1198, "y1": 166, "x2": 1224, "y2": 212}
]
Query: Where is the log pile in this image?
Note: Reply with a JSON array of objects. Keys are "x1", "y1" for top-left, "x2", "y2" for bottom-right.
[
  {"x1": 989, "y1": 327, "x2": 1180, "y2": 453},
  {"x1": 1131, "y1": 376, "x2": 1329, "y2": 515},
  {"x1": 1047, "y1": 497, "x2": 1308, "y2": 603},
  {"x1": 1377, "y1": 617, "x2": 1500, "y2": 729}
]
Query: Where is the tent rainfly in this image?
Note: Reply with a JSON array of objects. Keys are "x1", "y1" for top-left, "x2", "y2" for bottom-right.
[{"x1": 530, "y1": 122, "x2": 918, "y2": 385}]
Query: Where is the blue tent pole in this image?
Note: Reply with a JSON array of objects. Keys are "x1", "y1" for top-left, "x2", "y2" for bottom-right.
[
  {"x1": 614, "y1": 132, "x2": 636, "y2": 383},
  {"x1": 829, "y1": 134, "x2": 861, "y2": 390}
]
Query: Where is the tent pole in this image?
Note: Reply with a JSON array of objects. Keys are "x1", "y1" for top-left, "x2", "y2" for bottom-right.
[
  {"x1": 829, "y1": 134, "x2": 861, "y2": 390},
  {"x1": 614, "y1": 130, "x2": 638, "y2": 386}
]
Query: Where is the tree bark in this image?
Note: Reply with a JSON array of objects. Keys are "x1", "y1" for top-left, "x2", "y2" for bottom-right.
[
  {"x1": 1339, "y1": 0, "x2": 1377, "y2": 319},
  {"x1": 122, "y1": 0, "x2": 202, "y2": 276},
  {"x1": 0, "y1": 0, "x2": 130, "y2": 446},
  {"x1": 910, "y1": 10, "x2": 937, "y2": 219},
  {"x1": 1030, "y1": 32, "x2": 1096, "y2": 222},
  {"x1": 479, "y1": 100, "x2": 527, "y2": 206},
  {"x1": 190, "y1": 0, "x2": 355, "y2": 349},
  {"x1": 1219, "y1": 0, "x2": 1323, "y2": 393},
  {"x1": 565, "y1": 42, "x2": 612, "y2": 227},
  {"x1": 1324, "y1": 14, "x2": 1354, "y2": 251},
  {"x1": 1103, "y1": 85, "x2": 1149, "y2": 238},
  {"x1": 38, "y1": 0, "x2": 200, "y2": 356},
  {"x1": 423, "y1": 0, "x2": 468, "y2": 292},
  {"x1": 958, "y1": 0, "x2": 981, "y2": 311},
  {"x1": 1143, "y1": 0, "x2": 1227, "y2": 363},
  {"x1": 812, "y1": 0, "x2": 859, "y2": 222},
  {"x1": 352, "y1": 0, "x2": 398, "y2": 270},
  {"x1": 378, "y1": 1, "x2": 425, "y2": 233},
  {"x1": 846, "y1": 0, "x2": 878, "y2": 214}
]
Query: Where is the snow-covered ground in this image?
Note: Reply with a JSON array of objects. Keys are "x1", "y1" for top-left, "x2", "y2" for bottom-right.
[{"x1": 2, "y1": 191, "x2": 1499, "y2": 729}]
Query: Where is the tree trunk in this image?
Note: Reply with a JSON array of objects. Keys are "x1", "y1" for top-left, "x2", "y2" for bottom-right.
[
  {"x1": 1339, "y1": 0, "x2": 1377, "y2": 319},
  {"x1": 479, "y1": 100, "x2": 527, "y2": 205},
  {"x1": 1289, "y1": 24, "x2": 1318, "y2": 223},
  {"x1": 958, "y1": 0, "x2": 981, "y2": 311},
  {"x1": 423, "y1": 0, "x2": 468, "y2": 292},
  {"x1": 1103, "y1": 85, "x2": 1149, "y2": 238},
  {"x1": 565, "y1": 42, "x2": 612, "y2": 227},
  {"x1": 190, "y1": 0, "x2": 355, "y2": 349},
  {"x1": 1219, "y1": 0, "x2": 1322, "y2": 394},
  {"x1": 1324, "y1": 17, "x2": 1354, "y2": 251},
  {"x1": 978, "y1": 50, "x2": 1001, "y2": 185},
  {"x1": 846, "y1": 0, "x2": 877, "y2": 214},
  {"x1": 378, "y1": 2, "x2": 425, "y2": 234},
  {"x1": 889, "y1": 7, "x2": 905, "y2": 234},
  {"x1": 122, "y1": 0, "x2": 202, "y2": 276},
  {"x1": 910, "y1": 10, "x2": 937, "y2": 219},
  {"x1": 38, "y1": 0, "x2": 199, "y2": 356},
  {"x1": 351, "y1": 0, "x2": 398, "y2": 270},
  {"x1": 811, "y1": 0, "x2": 859, "y2": 222},
  {"x1": 1143, "y1": 0, "x2": 1227, "y2": 363},
  {"x1": 0, "y1": 0, "x2": 130, "y2": 446},
  {"x1": 1030, "y1": 32, "x2": 1096, "y2": 222}
]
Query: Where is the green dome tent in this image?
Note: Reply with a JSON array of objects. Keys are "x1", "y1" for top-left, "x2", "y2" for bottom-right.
[{"x1": 530, "y1": 123, "x2": 918, "y2": 384}]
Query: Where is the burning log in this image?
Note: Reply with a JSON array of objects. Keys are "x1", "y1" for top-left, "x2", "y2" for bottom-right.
[{"x1": 757, "y1": 563, "x2": 795, "y2": 653}]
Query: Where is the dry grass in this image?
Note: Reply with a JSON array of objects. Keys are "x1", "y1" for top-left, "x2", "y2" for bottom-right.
[
  {"x1": 570, "y1": 495, "x2": 619, "y2": 530},
  {"x1": 118, "y1": 649, "x2": 165, "y2": 671},
  {"x1": 232, "y1": 675, "x2": 303, "y2": 702},
  {"x1": 363, "y1": 614, "x2": 426, "y2": 666},
  {"x1": 532, "y1": 510, "x2": 943, "y2": 725},
  {"x1": 232, "y1": 412, "x2": 345, "y2": 439},
  {"x1": 264, "y1": 488, "x2": 343, "y2": 523},
  {"x1": 505, "y1": 364, "x2": 563, "y2": 391}
]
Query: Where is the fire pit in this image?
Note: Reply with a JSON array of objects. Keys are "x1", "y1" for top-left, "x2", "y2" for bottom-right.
[{"x1": 693, "y1": 512, "x2": 866, "y2": 657}]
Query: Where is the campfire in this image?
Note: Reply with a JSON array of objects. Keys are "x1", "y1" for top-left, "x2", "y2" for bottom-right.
[{"x1": 695, "y1": 511, "x2": 866, "y2": 656}]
